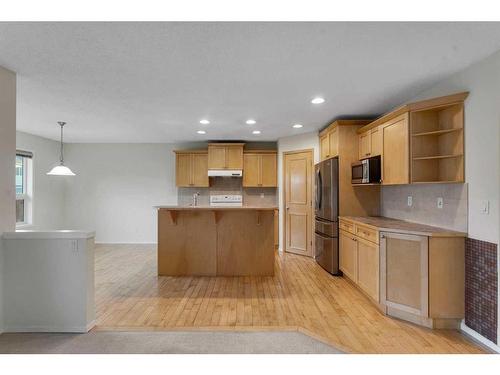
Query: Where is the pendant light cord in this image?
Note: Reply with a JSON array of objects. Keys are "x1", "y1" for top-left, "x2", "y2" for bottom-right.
[{"x1": 58, "y1": 121, "x2": 66, "y2": 165}]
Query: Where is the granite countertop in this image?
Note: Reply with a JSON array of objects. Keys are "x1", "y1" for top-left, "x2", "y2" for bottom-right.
[
  {"x1": 154, "y1": 205, "x2": 278, "y2": 211},
  {"x1": 339, "y1": 216, "x2": 466, "y2": 237}
]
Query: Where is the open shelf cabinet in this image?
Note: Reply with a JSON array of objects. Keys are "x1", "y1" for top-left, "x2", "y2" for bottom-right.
[{"x1": 410, "y1": 103, "x2": 464, "y2": 183}]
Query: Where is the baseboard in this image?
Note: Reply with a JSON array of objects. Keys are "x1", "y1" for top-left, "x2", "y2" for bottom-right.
[
  {"x1": 460, "y1": 321, "x2": 500, "y2": 353},
  {"x1": 5, "y1": 324, "x2": 92, "y2": 333}
]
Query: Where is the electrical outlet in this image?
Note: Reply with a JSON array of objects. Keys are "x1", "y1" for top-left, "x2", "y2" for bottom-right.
[
  {"x1": 260, "y1": 193, "x2": 265, "y2": 198},
  {"x1": 437, "y1": 197, "x2": 443, "y2": 209},
  {"x1": 407, "y1": 196, "x2": 413, "y2": 207},
  {"x1": 480, "y1": 200, "x2": 490, "y2": 214}
]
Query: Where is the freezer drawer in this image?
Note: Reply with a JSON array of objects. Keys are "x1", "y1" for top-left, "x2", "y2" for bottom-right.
[
  {"x1": 315, "y1": 232, "x2": 340, "y2": 275},
  {"x1": 315, "y1": 218, "x2": 338, "y2": 238}
]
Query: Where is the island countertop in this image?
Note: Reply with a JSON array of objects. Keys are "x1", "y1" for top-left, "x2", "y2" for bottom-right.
[{"x1": 155, "y1": 205, "x2": 278, "y2": 210}]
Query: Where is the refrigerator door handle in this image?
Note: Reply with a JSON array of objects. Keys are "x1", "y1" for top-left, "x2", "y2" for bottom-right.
[{"x1": 317, "y1": 170, "x2": 322, "y2": 210}]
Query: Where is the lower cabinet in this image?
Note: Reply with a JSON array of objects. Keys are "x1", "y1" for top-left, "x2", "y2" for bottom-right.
[
  {"x1": 357, "y1": 237, "x2": 379, "y2": 302},
  {"x1": 339, "y1": 230, "x2": 358, "y2": 282},
  {"x1": 380, "y1": 232, "x2": 429, "y2": 321},
  {"x1": 339, "y1": 228, "x2": 379, "y2": 303}
]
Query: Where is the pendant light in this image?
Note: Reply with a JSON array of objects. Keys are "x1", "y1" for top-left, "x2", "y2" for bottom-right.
[{"x1": 47, "y1": 121, "x2": 76, "y2": 176}]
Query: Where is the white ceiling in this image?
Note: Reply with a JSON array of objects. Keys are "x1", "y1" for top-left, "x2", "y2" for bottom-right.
[{"x1": 1, "y1": 22, "x2": 500, "y2": 143}]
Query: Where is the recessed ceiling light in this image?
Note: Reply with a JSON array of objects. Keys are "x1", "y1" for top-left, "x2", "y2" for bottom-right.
[
  {"x1": 252, "y1": 130, "x2": 261, "y2": 135},
  {"x1": 197, "y1": 130, "x2": 206, "y2": 134},
  {"x1": 311, "y1": 97, "x2": 325, "y2": 104},
  {"x1": 246, "y1": 119, "x2": 256, "y2": 125},
  {"x1": 199, "y1": 119, "x2": 210, "y2": 125},
  {"x1": 293, "y1": 124, "x2": 303, "y2": 129}
]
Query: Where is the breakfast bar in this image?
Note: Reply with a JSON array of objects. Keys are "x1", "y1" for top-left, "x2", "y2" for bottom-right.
[{"x1": 156, "y1": 206, "x2": 278, "y2": 276}]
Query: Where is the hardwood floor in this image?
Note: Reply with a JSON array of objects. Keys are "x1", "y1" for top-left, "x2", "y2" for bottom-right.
[{"x1": 94, "y1": 244, "x2": 485, "y2": 353}]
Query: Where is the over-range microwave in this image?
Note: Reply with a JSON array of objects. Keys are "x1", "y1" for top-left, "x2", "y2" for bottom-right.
[{"x1": 351, "y1": 156, "x2": 381, "y2": 184}]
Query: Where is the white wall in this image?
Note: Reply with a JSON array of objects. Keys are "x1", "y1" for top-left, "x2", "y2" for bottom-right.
[
  {"x1": 0, "y1": 66, "x2": 16, "y2": 333},
  {"x1": 411, "y1": 50, "x2": 500, "y2": 346},
  {"x1": 63, "y1": 143, "x2": 186, "y2": 243},
  {"x1": 16, "y1": 131, "x2": 66, "y2": 230},
  {"x1": 277, "y1": 132, "x2": 319, "y2": 250}
]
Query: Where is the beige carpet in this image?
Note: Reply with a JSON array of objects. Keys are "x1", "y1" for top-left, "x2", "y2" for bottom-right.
[{"x1": 0, "y1": 331, "x2": 343, "y2": 354}]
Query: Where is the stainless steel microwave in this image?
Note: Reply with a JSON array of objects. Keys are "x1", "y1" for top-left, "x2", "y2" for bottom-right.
[{"x1": 351, "y1": 156, "x2": 381, "y2": 184}]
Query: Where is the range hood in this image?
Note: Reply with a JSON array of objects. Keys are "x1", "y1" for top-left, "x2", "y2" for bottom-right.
[{"x1": 208, "y1": 169, "x2": 243, "y2": 177}]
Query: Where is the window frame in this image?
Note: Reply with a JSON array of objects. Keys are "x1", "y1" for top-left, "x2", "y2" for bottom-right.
[{"x1": 15, "y1": 153, "x2": 33, "y2": 228}]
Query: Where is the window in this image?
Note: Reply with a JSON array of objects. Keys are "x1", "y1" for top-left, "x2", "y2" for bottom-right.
[{"x1": 16, "y1": 150, "x2": 33, "y2": 226}]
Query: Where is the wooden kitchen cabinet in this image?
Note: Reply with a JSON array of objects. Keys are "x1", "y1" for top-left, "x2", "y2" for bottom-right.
[
  {"x1": 358, "y1": 131, "x2": 371, "y2": 160},
  {"x1": 341, "y1": 216, "x2": 465, "y2": 329},
  {"x1": 382, "y1": 113, "x2": 409, "y2": 185},
  {"x1": 175, "y1": 151, "x2": 209, "y2": 187},
  {"x1": 328, "y1": 127, "x2": 338, "y2": 158},
  {"x1": 380, "y1": 232, "x2": 429, "y2": 323},
  {"x1": 340, "y1": 218, "x2": 380, "y2": 303},
  {"x1": 357, "y1": 237, "x2": 379, "y2": 302},
  {"x1": 356, "y1": 92, "x2": 467, "y2": 186},
  {"x1": 320, "y1": 133, "x2": 330, "y2": 160},
  {"x1": 339, "y1": 230, "x2": 358, "y2": 282},
  {"x1": 243, "y1": 151, "x2": 277, "y2": 187},
  {"x1": 208, "y1": 143, "x2": 244, "y2": 170},
  {"x1": 370, "y1": 126, "x2": 382, "y2": 157}
]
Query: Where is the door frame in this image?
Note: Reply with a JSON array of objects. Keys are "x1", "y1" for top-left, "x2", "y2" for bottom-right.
[{"x1": 282, "y1": 148, "x2": 315, "y2": 257}]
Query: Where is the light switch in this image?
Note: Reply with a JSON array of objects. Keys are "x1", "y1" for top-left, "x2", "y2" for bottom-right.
[
  {"x1": 480, "y1": 200, "x2": 490, "y2": 214},
  {"x1": 407, "y1": 196, "x2": 413, "y2": 207},
  {"x1": 437, "y1": 197, "x2": 443, "y2": 209}
]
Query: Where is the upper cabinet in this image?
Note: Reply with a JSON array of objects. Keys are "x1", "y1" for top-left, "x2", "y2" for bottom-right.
[
  {"x1": 208, "y1": 143, "x2": 244, "y2": 170},
  {"x1": 410, "y1": 102, "x2": 465, "y2": 184},
  {"x1": 319, "y1": 120, "x2": 361, "y2": 162},
  {"x1": 243, "y1": 151, "x2": 277, "y2": 187},
  {"x1": 381, "y1": 113, "x2": 409, "y2": 185},
  {"x1": 358, "y1": 126, "x2": 382, "y2": 160},
  {"x1": 358, "y1": 131, "x2": 371, "y2": 160},
  {"x1": 175, "y1": 151, "x2": 209, "y2": 187},
  {"x1": 356, "y1": 91, "x2": 468, "y2": 186}
]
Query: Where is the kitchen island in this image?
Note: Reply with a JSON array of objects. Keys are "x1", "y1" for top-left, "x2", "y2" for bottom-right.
[{"x1": 156, "y1": 206, "x2": 278, "y2": 276}]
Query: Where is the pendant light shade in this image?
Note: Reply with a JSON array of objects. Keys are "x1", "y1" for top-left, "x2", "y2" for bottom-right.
[
  {"x1": 47, "y1": 121, "x2": 76, "y2": 176},
  {"x1": 47, "y1": 165, "x2": 76, "y2": 176}
]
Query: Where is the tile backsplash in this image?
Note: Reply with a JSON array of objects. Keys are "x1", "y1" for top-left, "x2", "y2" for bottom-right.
[
  {"x1": 178, "y1": 176, "x2": 277, "y2": 207},
  {"x1": 381, "y1": 183, "x2": 467, "y2": 232}
]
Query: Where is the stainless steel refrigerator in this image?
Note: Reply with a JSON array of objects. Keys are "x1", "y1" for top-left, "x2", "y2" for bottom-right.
[{"x1": 314, "y1": 157, "x2": 340, "y2": 275}]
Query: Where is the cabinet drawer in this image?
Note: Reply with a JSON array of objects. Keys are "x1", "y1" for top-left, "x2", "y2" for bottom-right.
[
  {"x1": 355, "y1": 224, "x2": 379, "y2": 244},
  {"x1": 339, "y1": 220, "x2": 355, "y2": 234}
]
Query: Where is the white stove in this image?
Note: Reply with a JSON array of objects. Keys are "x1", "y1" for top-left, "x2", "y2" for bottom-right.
[{"x1": 209, "y1": 194, "x2": 243, "y2": 207}]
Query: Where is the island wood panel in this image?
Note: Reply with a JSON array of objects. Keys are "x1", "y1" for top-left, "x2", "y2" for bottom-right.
[
  {"x1": 216, "y1": 210, "x2": 275, "y2": 276},
  {"x1": 158, "y1": 208, "x2": 275, "y2": 276},
  {"x1": 158, "y1": 209, "x2": 217, "y2": 276}
]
